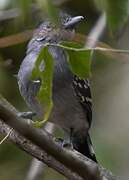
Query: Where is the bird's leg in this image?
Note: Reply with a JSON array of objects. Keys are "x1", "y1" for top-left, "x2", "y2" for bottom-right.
[
  {"x1": 55, "y1": 128, "x2": 73, "y2": 149},
  {"x1": 17, "y1": 111, "x2": 36, "y2": 120},
  {"x1": 62, "y1": 128, "x2": 73, "y2": 149},
  {"x1": 55, "y1": 137, "x2": 64, "y2": 146}
]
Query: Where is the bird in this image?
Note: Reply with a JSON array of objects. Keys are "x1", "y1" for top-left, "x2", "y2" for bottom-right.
[{"x1": 17, "y1": 13, "x2": 97, "y2": 162}]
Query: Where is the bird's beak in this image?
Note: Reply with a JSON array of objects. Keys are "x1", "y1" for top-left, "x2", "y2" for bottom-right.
[{"x1": 64, "y1": 16, "x2": 84, "y2": 29}]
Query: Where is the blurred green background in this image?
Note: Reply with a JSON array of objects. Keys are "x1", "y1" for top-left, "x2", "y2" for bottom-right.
[{"x1": 0, "y1": 0, "x2": 129, "y2": 179}]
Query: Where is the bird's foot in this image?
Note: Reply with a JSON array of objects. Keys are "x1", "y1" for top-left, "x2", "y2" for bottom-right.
[
  {"x1": 17, "y1": 111, "x2": 36, "y2": 120},
  {"x1": 62, "y1": 139, "x2": 73, "y2": 149},
  {"x1": 55, "y1": 137, "x2": 64, "y2": 146},
  {"x1": 55, "y1": 137, "x2": 73, "y2": 150}
]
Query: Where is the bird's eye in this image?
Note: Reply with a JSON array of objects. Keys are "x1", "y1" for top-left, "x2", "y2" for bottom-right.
[{"x1": 64, "y1": 17, "x2": 71, "y2": 24}]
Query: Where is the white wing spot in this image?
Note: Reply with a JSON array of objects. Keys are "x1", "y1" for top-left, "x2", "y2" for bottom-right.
[
  {"x1": 73, "y1": 80, "x2": 78, "y2": 86},
  {"x1": 81, "y1": 96, "x2": 85, "y2": 102},
  {"x1": 84, "y1": 84, "x2": 88, "y2": 89},
  {"x1": 33, "y1": 80, "x2": 40, "y2": 83},
  {"x1": 86, "y1": 97, "x2": 92, "y2": 103},
  {"x1": 78, "y1": 83, "x2": 83, "y2": 88}
]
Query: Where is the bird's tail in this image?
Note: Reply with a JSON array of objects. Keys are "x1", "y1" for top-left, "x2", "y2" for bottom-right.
[{"x1": 72, "y1": 133, "x2": 97, "y2": 163}]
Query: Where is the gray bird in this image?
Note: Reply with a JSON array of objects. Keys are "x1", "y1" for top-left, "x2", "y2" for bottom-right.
[{"x1": 17, "y1": 13, "x2": 97, "y2": 162}]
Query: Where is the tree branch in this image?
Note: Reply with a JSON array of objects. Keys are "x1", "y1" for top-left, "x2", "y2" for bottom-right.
[
  {"x1": 0, "y1": 95, "x2": 100, "y2": 180},
  {"x1": 0, "y1": 95, "x2": 119, "y2": 180},
  {"x1": 0, "y1": 120, "x2": 82, "y2": 180},
  {"x1": 26, "y1": 158, "x2": 45, "y2": 180},
  {"x1": 85, "y1": 13, "x2": 106, "y2": 48},
  {"x1": 26, "y1": 123, "x2": 55, "y2": 180}
]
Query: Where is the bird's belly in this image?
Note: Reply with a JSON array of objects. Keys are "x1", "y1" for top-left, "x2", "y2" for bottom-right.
[{"x1": 49, "y1": 86, "x2": 89, "y2": 134}]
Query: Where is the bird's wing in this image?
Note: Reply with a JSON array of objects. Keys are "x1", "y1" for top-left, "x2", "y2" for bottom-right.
[{"x1": 73, "y1": 76, "x2": 92, "y2": 127}]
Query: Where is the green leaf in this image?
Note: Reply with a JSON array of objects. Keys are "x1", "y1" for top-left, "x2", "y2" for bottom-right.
[
  {"x1": 31, "y1": 46, "x2": 54, "y2": 125},
  {"x1": 94, "y1": 0, "x2": 129, "y2": 34},
  {"x1": 61, "y1": 42, "x2": 92, "y2": 79},
  {"x1": 67, "y1": 49, "x2": 92, "y2": 79}
]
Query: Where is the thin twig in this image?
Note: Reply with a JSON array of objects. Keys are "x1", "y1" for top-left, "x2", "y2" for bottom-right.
[
  {"x1": 95, "y1": 47, "x2": 129, "y2": 54},
  {"x1": 0, "y1": 128, "x2": 13, "y2": 145},
  {"x1": 0, "y1": 8, "x2": 20, "y2": 21},
  {"x1": 0, "y1": 30, "x2": 33, "y2": 48}
]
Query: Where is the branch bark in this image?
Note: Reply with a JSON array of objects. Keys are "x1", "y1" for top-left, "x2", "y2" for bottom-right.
[
  {"x1": 26, "y1": 123, "x2": 55, "y2": 180},
  {"x1": 0, "y1": 120, "x2": 82, "y2": 180},
  {"x1": 0, "y1": 95, "x2": 119, "y2": 180}
]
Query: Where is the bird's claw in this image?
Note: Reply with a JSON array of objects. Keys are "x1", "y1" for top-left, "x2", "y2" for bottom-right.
[
  {"x1": 55, "y1": 137, "x2": 73, "y2": 150},
  {"x1": 18, "y1": 111, "x2": 36, "y2": 120}
]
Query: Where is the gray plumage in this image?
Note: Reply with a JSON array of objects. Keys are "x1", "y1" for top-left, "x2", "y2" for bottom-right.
[{"x1": 17, "y1": 14, "x2": 97, "y2": 162}]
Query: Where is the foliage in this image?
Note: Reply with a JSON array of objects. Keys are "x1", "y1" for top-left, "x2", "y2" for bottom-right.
[
  {"x1": 31, "y1": 46, "x2": 54, "y2": 127},
  {"x1": 94, "y1": 0, "x2": 129, "y2": 34}
]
